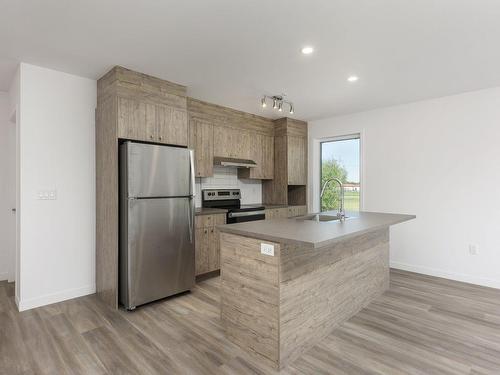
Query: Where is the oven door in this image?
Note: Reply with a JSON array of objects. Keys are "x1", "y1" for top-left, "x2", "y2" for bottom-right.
[{"x1": 227, "y1": 210, "x2": 265, "y2": 224}]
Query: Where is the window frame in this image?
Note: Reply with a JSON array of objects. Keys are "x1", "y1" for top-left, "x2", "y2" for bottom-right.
[{"x1": 319, "y1": 133, "x2": 362, "y2": 212}]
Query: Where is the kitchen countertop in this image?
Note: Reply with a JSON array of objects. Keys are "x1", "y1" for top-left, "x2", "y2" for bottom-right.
[
  {"x1": 217, "y1": 210, "x2": 415, "y2": 248},
  {"x1": 195, "y1": 207, "x2": 228, "y2": 216}
]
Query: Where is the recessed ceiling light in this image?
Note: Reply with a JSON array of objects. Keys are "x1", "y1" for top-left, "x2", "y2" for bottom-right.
[
  {"x1": 301, "y1": 46, "x2": 314, "y2": 55},
  {"x1": 347, "y1": 75, "x2": 359, "y2": 82}
]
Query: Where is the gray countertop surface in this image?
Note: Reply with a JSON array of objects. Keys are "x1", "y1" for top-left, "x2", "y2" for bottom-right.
[
  {"x1": 217, "y1": 210, "x2": 416, "y2": 248},
  {"x1": 195, "y1": 207, "x2": 228, "y2": 216}
]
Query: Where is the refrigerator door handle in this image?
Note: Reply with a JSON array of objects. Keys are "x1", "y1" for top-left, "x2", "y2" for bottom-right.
[
  {"x1": 188, "y1": 198, "x2": 194, "y2": 244},
  {"x1": 189, "y1": 149, "x2": 196, "y2": 197}
]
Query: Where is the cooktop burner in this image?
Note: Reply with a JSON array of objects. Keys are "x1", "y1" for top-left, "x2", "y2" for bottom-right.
[{"x1": 201, "y1": 189, "x2": 265, "y2": 213}]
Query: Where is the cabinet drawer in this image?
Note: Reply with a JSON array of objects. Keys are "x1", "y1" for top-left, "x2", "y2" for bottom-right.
[{"x1": 195, "y1": 213, "x2": 226, "y2": 228}]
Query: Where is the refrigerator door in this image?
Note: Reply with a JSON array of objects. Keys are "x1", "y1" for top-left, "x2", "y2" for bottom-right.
[
  {"x1": 125, "y1": 142, "x2": 195, "y2": 198},
  {"x1": 122, "y1": 196, "x2": 195, "y2": 309}
]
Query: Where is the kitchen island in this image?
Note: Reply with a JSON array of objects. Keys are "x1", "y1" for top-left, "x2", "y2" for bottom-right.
[{"x1": 217, "y1": 210, "x2": 415, "y2": 370}]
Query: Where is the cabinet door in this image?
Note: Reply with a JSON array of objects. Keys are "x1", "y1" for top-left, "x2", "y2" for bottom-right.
[
  {"x1": 208, "y1": 227, "x2": 219, "y2": 272},
  {"x1": 117, "y1": 97, "x2": 147, "y2": 140},
  {"x1": 279, "y1": 208, "x2": 289, "y2": 218},
  {"x1": 193, "y1": 118, "x2": 214, "y2": 177},
  {"x1": 261, "y1": 135, "x2": 274, "y2": 179},
  {"x1": 156, "y1": 105, "x2": 188, "y2": 146},
  {"x1": 214, "y1": 126, "x2": 251, "y2": 159},
  {"x1": 208, "y1": 214, "x2": 225, "y2": 271},
  {"x1": 287, "y1": 135, "x2": 307, "y2": 185},
  {"x1": 287, "y1": 206, "x2": 306, "y2": 217},
  {"x1": 296, "y1": 205, "x2": 307, "y2": 216},
  {"x1": 213, "y1": 126, "x2": 231, "y2": 158},
  {"x1": 195, "y1": 228, "x2": 209, "y2": 275}
]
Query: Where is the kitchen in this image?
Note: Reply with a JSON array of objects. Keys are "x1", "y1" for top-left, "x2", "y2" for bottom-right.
[{"x1": 1, "y1": 2, "x2": 500, "y2": 374}]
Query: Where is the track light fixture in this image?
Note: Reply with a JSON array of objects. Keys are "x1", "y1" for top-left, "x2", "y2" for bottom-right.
[{"x1": 261, "y1": 95, "x2": 294, "y2": 115}]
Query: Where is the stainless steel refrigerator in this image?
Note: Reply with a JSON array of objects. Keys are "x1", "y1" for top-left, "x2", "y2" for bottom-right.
[{"x1": 119, "y1": 141, "x2": 195, "y2": 310}]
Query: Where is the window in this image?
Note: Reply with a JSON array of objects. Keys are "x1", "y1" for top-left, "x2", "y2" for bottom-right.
[{"x1": 320, "y1": 135, "x2": 361, "y2": 212}]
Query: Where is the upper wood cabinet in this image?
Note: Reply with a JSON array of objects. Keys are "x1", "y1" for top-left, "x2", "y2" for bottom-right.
[
  {"x1": 117, "y1": 99, "x2": 188, "y2": 146},
  {"x1": 191, "y1": 118, "x2": 214, "y2": 177},
  {"x1": 103, "y1": 66, "x2": 188, "y2": 146},
  {"x1": 262, "y1": 118, "x2": 308, "y2": 206},
  {"x1": 238, "y1": 133, "x2": 274, "y2": 180},
  {"x1": 213, "y1": 126, "x2": 251, "y2": 160},
  {"x1": 156, "y1": 105, "x2": 188, "y2": 146},
  {"x1": 287, "y1": 135, "x2": 307, "y2": 185}
]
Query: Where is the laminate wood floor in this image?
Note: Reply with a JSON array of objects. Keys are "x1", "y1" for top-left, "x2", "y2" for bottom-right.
[{"x1": 1, "y1": 269, "x2": 500, "y2": 374}]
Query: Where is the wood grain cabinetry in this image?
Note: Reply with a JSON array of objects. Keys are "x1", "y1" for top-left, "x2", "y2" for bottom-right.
[
  {"x1": 117, "y1": 98, "x2": 188, "y2": 146},
  {"x1": 191, "y1": 118, "x2": 214, "y2": 177},
  {"x1": 265, "y1": 205, "x2": 307, "y2": 220},
  {"x1": 156, "y1": 105, "x2": 188, "y2": 146},
  {"x1": 188, "y1": 98, "x2": 275, "y2": 179},
  {"x1": 213, "y1": 126, "x2": 251, "y2": 160},
  {"x1": 238, "y1": 134, "x2": 274, "y2": 180},
  {"x1": 195, "y1": 214, "x2": 225, "y2": 275},
  {"x1": 263, "y1": 118, "x2": 308, "y2": 206},
  {"x1": 287, "y1": 205, "x2": 307, "y2": 217},
  {"x1": 287, "y1": 135, "x2": 307, "y2": 185},
  {"x1": 264, "y1": 208, "x2": 287, "y2": 219}
]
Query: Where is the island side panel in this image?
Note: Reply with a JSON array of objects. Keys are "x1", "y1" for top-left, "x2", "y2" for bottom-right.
[
  {"x1": 219, "y1": 232, "x2": 281, "y2": 369},
  {"x1": 279, "y1": 228, "x2": 390, "y2": 368}
]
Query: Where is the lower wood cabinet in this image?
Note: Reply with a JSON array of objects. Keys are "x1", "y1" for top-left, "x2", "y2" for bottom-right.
[
  {"x1": 265, "y1": 205, "x2": 307, "y2": 220},
  {"x1": 195, "y1": 213, "x2": 225, "y2": 276},
  {"x1": 287, "y1": 205, "x2": 307, "y2": 217}
]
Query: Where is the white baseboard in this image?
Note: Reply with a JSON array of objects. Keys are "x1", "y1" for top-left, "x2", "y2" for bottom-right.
[
  {"x1": 390, "y1": 261, "x2": 500, "y2": 290},
  {"x1": 0, "y1": 272, "x2": 8, "y2": 281},
  {"x1": 17, "y1": 284, "x2": 96, "y2": 311}
]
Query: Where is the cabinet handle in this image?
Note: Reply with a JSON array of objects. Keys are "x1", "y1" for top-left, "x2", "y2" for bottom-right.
[
  {"x1": 159, "y1": 136, "x2": 163, "y2": 141},
  {"x1": 211, "y1": 228, "x2": 214, "y2": 233},
  {"x1": 204, "y1": 229, "x2": 208, "y2": 234},
  {"x1": 150, "y1": 135, "x2": 153, "y2": 140}
]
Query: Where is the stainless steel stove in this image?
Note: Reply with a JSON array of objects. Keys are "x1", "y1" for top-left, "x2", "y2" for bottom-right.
[{"x1": 201, "y1": 189, "x2": 265, "y2": 223}]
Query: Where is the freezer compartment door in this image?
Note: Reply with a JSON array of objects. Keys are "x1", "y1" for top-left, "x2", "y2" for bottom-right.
[
  {"x1": 125, "y1": 142, "x2": 194, "y2": 198},
  {"x1": 123, "y1": 197, "x2": 195, "y2": 309}
]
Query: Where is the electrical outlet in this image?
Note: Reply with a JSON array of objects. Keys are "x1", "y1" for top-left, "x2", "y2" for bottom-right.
[
  {"x1": 469, "y1": 244, "x2": 478, "y2": 255},
  {"x1": 260, "y1": 243, "x2": 274, "y2": 256}
]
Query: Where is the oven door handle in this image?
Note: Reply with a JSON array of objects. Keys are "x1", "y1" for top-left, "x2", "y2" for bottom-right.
[{"x1": 228, "y1": 211, "x2": 265, "y2": 218}]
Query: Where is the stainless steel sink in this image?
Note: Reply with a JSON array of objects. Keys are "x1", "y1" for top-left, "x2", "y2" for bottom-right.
[{"x1": 296, "y1": 214, "x2": 347, "y2": 222}]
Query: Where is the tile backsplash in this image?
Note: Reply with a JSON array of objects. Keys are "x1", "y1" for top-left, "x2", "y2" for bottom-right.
[{"x1": 195, "y1": 166, "x2": 262, "y2": 207}]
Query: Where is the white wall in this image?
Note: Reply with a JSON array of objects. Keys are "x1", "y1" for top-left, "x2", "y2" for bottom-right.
[
  {"x1": 17, "y1": 63, "x2": 96, "y2": 310},
  {"x1": 195, "y1": 166, "x2": 262, "y2": 207},
  {"x1": 309, "y1": 87, "x2": 500, "y2": 289},
  {"x1": 8, "y1": 67, "x2": 20, "y2": 301},
  {"x1": 0, "y1": 91, "x2": 15, "y2": 282}
]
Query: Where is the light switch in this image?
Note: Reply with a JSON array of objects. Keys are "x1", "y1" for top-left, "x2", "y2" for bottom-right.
[{"x1": 37, "y1": 190, "x2": 57, "y2": 200}]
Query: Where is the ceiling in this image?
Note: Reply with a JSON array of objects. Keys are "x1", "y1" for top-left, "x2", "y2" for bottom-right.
[{"x1": 1, "y1": 0, "x2": 500, "y2": 120}]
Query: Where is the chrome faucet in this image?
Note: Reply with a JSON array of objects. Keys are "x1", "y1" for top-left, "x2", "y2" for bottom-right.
[{"x1": 320, "y1": 177, "x2": 345, "y2": 220}]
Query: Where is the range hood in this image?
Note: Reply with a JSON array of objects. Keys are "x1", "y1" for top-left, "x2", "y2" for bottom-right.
[{"x1": 213, "y1": 156, "x2": 257, "y2": 168}]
